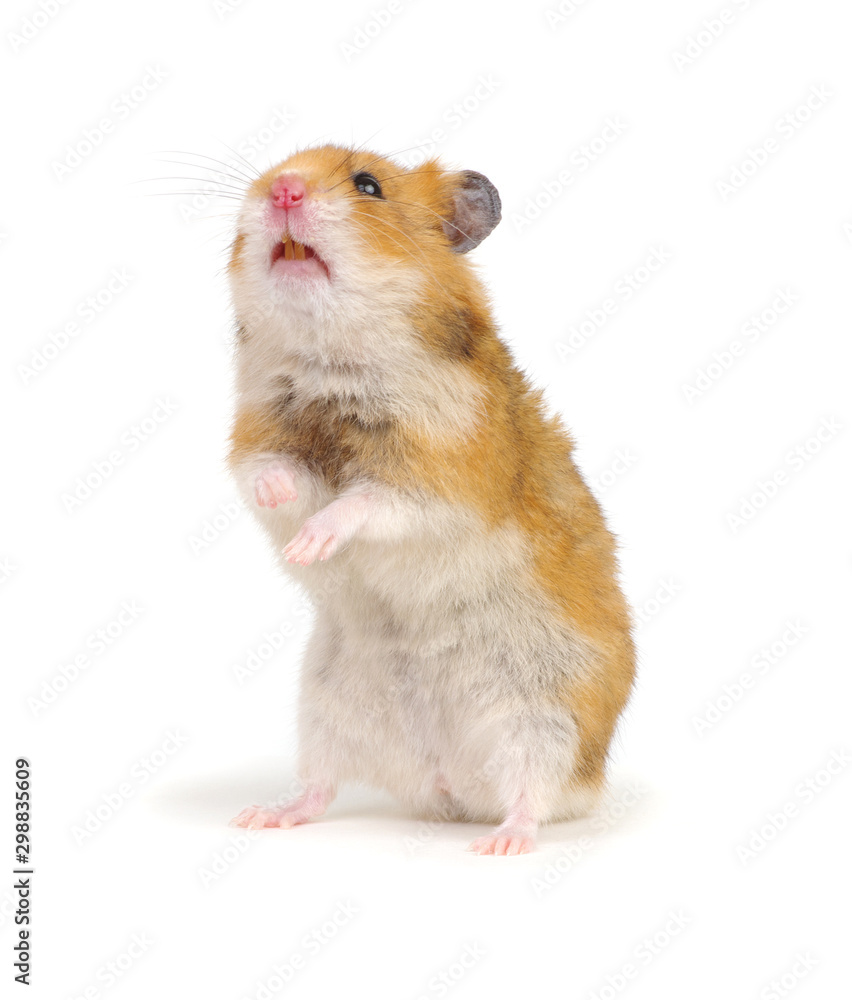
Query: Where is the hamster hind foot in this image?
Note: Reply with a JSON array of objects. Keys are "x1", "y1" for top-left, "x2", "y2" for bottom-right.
[
  {"x1": 468, "y1": 796, "x2": 537, "y2": 857},
  {"x1": 229, "y1": 783, "x2": 334, "y2": 830}
]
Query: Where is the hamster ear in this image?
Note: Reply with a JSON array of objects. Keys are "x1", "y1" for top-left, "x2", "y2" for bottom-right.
[{"x1": 442, "y1": 170, "x2": 502, "y2": 253}]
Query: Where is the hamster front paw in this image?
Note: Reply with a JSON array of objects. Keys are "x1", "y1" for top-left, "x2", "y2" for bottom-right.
[
  {"x1": 254, "y1": 460, "x2": 298, "y2": 508},
  {"x1": 283, "y1": 493, "x2": 370, "y2": 566},
  {"x1": 283, "y1": 516, "x2": 341, "y2": 566}
]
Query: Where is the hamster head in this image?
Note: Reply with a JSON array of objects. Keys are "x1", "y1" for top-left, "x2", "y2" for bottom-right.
[{"x1": 228, "y1": 144, "x2": 501, "y2": 334}]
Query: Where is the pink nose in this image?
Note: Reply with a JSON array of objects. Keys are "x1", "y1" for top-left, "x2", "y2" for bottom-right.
[{"x1": 270, "y1": 174, "x2": 306, "y2": 209}]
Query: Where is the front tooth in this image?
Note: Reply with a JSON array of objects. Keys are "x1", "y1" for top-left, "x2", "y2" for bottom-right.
[
  {"x1": 294, "y1": 241, "x2": 305, "y2": 261},
  {"x1": 284, "y1": 238, "x2": 294, "y2": 260}
]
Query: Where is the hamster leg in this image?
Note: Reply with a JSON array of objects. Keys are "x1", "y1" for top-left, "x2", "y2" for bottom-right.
[
  {"x1": 254, "y1": 458, "x2": 298, "y2": 508},
  {"x1": 229, "y1": 782, "x2": 335, "y2": 830},
  {"x1": 468, "y1": 794, "x2": 538, "y2": 857},
  {"x1": 283, "y1": 492, "x2": 371, "y2": 566}
]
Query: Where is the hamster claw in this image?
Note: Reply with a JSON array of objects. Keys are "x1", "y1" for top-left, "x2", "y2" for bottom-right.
[
  {"x1": 283, "y1": 517, "x2": 341, "y2": 566},
  {"x1": 230, "y1": 786, "x2": 333, "y2": 830},
  {"x1": 255, "y1": 461, "x2": 298, "y2": 508},
  {"x1": 468, "y1": 833, "x2": 536, "y2": 856},
  {"x1": 229, "y1": 804, "x2": 300, "y2": 830},
  {"x1": 229, "y1": 805, "x2": 262, "y2": 828}
]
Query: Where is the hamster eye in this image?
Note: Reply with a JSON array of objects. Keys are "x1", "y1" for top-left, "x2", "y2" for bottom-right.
[{"x1": 352, "y1": 172, "x2": 383, "y2": 198}]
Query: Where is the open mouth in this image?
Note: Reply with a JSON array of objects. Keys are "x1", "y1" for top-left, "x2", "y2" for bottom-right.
[{"x1": 270, "y1": 237, "x2": 329, "y2": 279}]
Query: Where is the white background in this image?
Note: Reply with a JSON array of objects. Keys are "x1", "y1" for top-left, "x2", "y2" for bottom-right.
[{"x1": 3, "y1": 0, "x2": 851, "y2": 997}]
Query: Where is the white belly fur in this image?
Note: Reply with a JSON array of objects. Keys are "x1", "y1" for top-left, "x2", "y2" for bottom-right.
[{"x1": 236, "y1": 460, "x2": 600, "y2": 825}]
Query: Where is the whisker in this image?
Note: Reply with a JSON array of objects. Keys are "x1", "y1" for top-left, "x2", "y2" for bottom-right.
[
  {"x1": 337, "y1": 184, "x2": 476, "y2": 245},
  {"x1": 348, "y1": 210, "x2": 466, "y2": 325},
  {"x1": 348, "y1": 129, "x2": 385, "y2": 163},
  {"x1": 153, "y1": 159, "x2": 253, "y2": 187},
  {"x1": 140, "y1": 191, "x2": 244, "y2": 200},
  {"x1": 325, "y1": 144, "x2": 439, "y2": 194},
  {"x1": 136, "y1": 176, "x2": 249, "y2": 193},
  {"x1": 327, "y1": 130, "x2": 386, "y2": 179},
  {"x1": 159, "y1": 149, "x2": 259, "y2": 185},
  {"x1": 325, "y1": 167, "x2": 443, "y2": 202},
  {"x1": 330, "y1": 147, "x2": 355, "y2": 181},
  {"x1": 355, "y1": 142, "x2": 438, "y2": 173},
  {"x1": 379, "y1": 196, "x2": 475, "y2": 244},
  {"x1": 347, "y1": 209, "x2": 425, "y2": 257},
  {"x1": 218, "y1": 140, "x2": 264, "y2": 180},
  {"x1": 347, "y1": 213, "x2": 426, "y2": 277},
  {"x1": 366, "y1": 169, "x2": 440, "y2": 183},
  {"x1": 345, "y1": 224, "x2": 383, "y2": 258}
]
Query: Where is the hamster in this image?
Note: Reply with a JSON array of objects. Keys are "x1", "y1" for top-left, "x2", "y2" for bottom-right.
[{"x1": 225, "y1": 144, "x2": 635, "y2": 855}]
